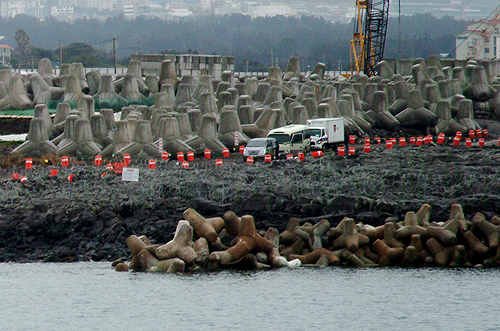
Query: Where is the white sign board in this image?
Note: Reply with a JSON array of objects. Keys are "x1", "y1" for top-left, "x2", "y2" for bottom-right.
[{"x1": 122, "y1": 168, "x2": 140, "y2": 182}]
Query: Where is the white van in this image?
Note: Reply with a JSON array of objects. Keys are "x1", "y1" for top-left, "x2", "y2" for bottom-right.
[{"x1": 267, "y1": 124, "x2": 311, "y2": 155}]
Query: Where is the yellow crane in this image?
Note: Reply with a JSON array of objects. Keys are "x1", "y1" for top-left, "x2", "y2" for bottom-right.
[{"x1": 350, "y1": 0, "x2": 391, "y2": 76}]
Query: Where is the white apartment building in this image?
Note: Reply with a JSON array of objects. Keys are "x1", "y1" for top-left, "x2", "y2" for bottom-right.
[
  {"x1": 456, "y1": 20, "x2": 500, "y2": 60},
  {"x1": 0, "y1": 45, "x2": 13, "y2": 65}
]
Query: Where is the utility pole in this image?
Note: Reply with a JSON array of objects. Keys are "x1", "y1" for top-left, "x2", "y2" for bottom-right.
[
  {"x1": 59, "y1": 40, "x2": 62, "y2": 67},
  {"x1": 113, "y1": 37, "x2": 117, "y2": 74}
]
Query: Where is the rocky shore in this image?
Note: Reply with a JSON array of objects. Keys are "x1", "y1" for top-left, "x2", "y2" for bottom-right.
[{"x1": 2, "y1": 132, "x2": 500, "y2": 264}]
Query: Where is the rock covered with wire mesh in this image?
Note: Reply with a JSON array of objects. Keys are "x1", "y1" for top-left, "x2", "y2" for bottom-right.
[{"x1": 116, "y1": 203, "x2": 500, "y2": 272}]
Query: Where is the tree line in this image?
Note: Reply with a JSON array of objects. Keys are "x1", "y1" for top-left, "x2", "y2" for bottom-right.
[{"x1": 2, "y1": 13, "x2": 469, "y2": 71}]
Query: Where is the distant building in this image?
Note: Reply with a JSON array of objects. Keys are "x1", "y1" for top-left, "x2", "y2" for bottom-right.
[
  {"x1": 51, "y1": 6, "x2": 74, "y2": 16},
  {"x1": 456, "y1": 19, "x2": 500, "y2": 60},
  {"x1": 0, "y1": 45, "x2": 13, "y2": 65},
  {"x1": 167, "y1": 5, "x2": 192, "y2": 17},
  {"x1": 198, "y1": 0, "x2": 210, "y2": 11},
  {"x1": 250, "y1": 4, "x2": 297, "y2": 18}
]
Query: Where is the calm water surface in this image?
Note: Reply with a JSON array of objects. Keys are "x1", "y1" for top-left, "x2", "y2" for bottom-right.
[{"x1": 0, "y1": 262, "x2": 499, "y2": 331}]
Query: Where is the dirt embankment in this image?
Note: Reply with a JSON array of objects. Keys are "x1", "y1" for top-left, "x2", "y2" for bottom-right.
[{"x1": 2, "y1": 132, "x2": 500, "y2": 263}]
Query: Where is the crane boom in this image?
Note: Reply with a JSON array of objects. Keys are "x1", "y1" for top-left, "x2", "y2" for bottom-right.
[{"x1": 350, "y1": 0, "x2": 390, "y2": 76}]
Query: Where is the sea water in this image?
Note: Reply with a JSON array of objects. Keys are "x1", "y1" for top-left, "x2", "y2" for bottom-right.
[{"x1": 0, "y1": 262, "x2": 499, "y2": 331}]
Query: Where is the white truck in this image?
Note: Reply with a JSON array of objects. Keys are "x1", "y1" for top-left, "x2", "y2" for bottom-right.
[{"x1": 306, "y1": 117, "x2": 345, "y2": 151}]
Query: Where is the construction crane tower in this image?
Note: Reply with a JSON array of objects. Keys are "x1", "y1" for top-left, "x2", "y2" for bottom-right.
[{"x1": 350, "y1": 0, "x2": 390, "y2": 76}]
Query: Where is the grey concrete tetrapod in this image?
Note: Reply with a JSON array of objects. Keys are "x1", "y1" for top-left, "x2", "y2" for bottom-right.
[
  {"x1": 95, "y1": 74, "x2": 129, "y2": 109},
  {"x1": 293, "y1": 105, "x2": 308, "y2": 124},
  {"x1": 56, "y1": 115, "x2": 80, "y2": 156},
  {"x1": 235, "y1": 82, "x2": 248, "y2": 96},
  {"x1": 11, "y1": 118, "x2": 57, "y2": 156},
  {"x1": 159, "y1": 60, "x2": 180, "y2": 90},
  {"x1": 175, "y1": 83, "x2": 192, "y2": 108},
  {"x1": 267, "y1": 67, "x2": 283, "y2": 86},
  {"x1": 463, "y1": 65, "x2": 497, "y2": 101},
  {"x1": 53, "y1": 102, "x2": 71, "y2": 136},
  {"x1": 321, "y1": 98, "x2": 342, "y2": 118},
  {"x1": 285, "y1": 100, "x2": 300, "y2": 121},
  {"x1": 449, "y1": 79, "x2": 463, "y2": 96},
  {"x1": 452, "y1": 67, "x2": 468, "y2": 88},
  {"x1": 38, "y1": 58, "x2": 55, "y2": 78},
  {"x1": 253, "y1": 82, "x2": 271, "y2": 106},
  {"x1": 0, "y1": 74, "x2": 34, "y2": 110},
  {"x1": 217, "y1": 105, "x2": 250, "y2": 148},
  {"x1": 188, "y1": 108, "x2": 202, "y2": 133},
  {"x1": 284, "y1": 56, "x2": 302, "y2": 81},
  {"x1": 272, "y1": 103, "x2": 287, "y2": 128},
  {"x1": 116, "y1": 120, "x2": 161, "y2": 158},
  {"x1": 245, "y1": 76, "x2": 259, "y2": 99},
  {"x1": 214, "y1": 82, "x2": 230, "y2": 101},
  {"x1": 321, "y1": 84, "x2": 338, "y2": 101},
  {"x1": 438, "y1": 80, "x2": 451, "y2": 99},
  {"x1": 150, "y1": 109, "x2": 169, "y2": 138},
  {"x1": 69, "y1": 62, "x2": 89, "y2": 94},
  {"x1": 85, "y1": 70, "x2": 100, "y2": 96},
  {"x1": 389, "y1": 80, "x2": 411, "y2": 115},
  {"x1": 158, "y1": 116, "x2": 181, "y2": 143},
  {"x1": 64, "y1": 75, "x2": 83, "y2": 103},
  {"x1": 0, "y1": 81, "x2": 7, "y2": 100},
  {"x1": 338, "y1": 95, "x2": 372, "y2": 132},
  {"x1": 100, "y1": 108, "x2": 116, "y2": 131},
  {"x1": 157, "y1": 116, "x2": 194, "y2": 154},
  {"x1": 136, "y1": 105, "x2": 152, "y2": 122},
  {"x1": 199, "y1": 75, "x2": 214, "y2": 95},
  {"x1": 263, "y1": 85, "x2": 283, "y2": 105},
  {"x1": 59, "y1": 63, "x2": 71, "y2": 76},
  {"x1": 145, "y1": 74, "x2": 159, "y2": 96},
  {"x1": 302, "y1": 97, "x2": 318, "y2": 119},
  {"x1": 30, "y1": 73, "x2": 64, "y2": 105},
  {"x1": 121, "y1": 73, "x2": 144, "y2": 103},
  {"x1": 238, "y1": 105, "x2": 254, "y2": 125},
  {"x1": 174, "y1": 112, "x2": 194, "y2": 140},
  {"x1": 101, "y1": 120, "x2": 133, "y2": 157},
  {"x1": 362, "y1": 83, "x2": 378, "y2": 111},
  {"x1": 377, "y1": 60, "x2": 395, "y2": 80},
  {"x1": 152, "y1": 91, "x2": 174, "y2": 110},
  {"x1": 78, "y1": 95, "x2": 95, "y2": 120},
  {"x1": 309, "y1": 62, "x2": 326, "y2": 80},
  {"x1": 91, "y1": 113, "x2": 112, "y2": 148},
  {"x1": 160, "y1": 83, "x2": 176, "y2": 105},
  {"x1": 241, "y1": 107, "x2": 277, "y2": 138},
  {"x1": 395, "y1": 89, "x2": 438, "y2": 129},
  {"x1": 221, "y1": 70, "x2": 235, "y2": 88},
  {"x1": 424, "y1": 83, "x2": 441, "y2": 113},
  {"x1": 456, "y1": 99, "x2": 480, "y2": 131},
  {"x1": 33, "y1": 104, "x2": 54, "y2": 139},
  {"x1": 199, "y1": 92, "x2": 219, "y2": 116},
  {"x1": 432, "y1": 100, "x2": 467, "y2": 136},
  {"x1": 238, "y1": 95, "x2": 252, "y2": 109},
  {"x1": 217, "y1": 91, "x2": 233, "y2": 111},
  {"x1": 74, "y1": 118, "x2": 102, "y2": 157},
  {"x1": 412, "y1": 63, "x2": 431, "y2": 91},
  {"x1": 192, "y1": 82, "x2": 209, "y2": 103},
  {"x1": 367, "y1": 91, "x2": 400, "y2": 131},
  {"x1": 0, "y1": 69, "x2": 12, "y2": 87},
  {"x1": 197, "y1": 113, "x2": 227, "y2": 154}
]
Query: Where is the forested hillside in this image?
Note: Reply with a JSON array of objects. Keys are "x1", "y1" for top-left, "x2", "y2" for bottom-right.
[{"x1": 0, "y1": 13, "x2": 469, "y2": 70}]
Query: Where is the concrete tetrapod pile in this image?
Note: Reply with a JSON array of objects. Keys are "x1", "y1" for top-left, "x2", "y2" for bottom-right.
[
  {"x1": 115, "y1": 203, "x2": 500, "y2": 273},
  {"x1": 9, "y1": 55, "x2": 500, "y2": 159}
]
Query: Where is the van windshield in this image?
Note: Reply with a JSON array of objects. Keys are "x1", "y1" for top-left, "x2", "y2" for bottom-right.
[
  {"x1": 247, "y1": 140, "x2": 267, "y2": 147},
  {"x1": 309, "y1": 128, "x2": 322, "y2": 137},
  {"x1": 268, "y1": 133, "x2": 290, "y2": 144}
]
